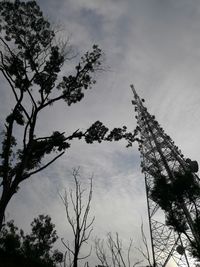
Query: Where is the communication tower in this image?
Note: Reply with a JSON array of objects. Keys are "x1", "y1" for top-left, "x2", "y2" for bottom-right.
[{"x1": 131, "y1": 85, "x2": 200, "y2": 267}]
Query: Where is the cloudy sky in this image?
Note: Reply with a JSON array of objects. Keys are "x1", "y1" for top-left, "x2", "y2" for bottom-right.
[{"x1": 1, "y1": 0, "x2": 200, "y2": 266}]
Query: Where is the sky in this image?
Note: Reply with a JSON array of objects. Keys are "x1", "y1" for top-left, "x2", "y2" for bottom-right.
[{"x1": 1, "y1": 0, "x2": 200, "y2": 266}]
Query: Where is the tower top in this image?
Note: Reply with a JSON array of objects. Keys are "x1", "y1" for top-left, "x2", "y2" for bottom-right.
[
  {"x1": 130, "y1": 84, "x2": 145, "y2": 107},
  {"x1": 130, "y1": 84, "x2": 138, "y2": 100}
]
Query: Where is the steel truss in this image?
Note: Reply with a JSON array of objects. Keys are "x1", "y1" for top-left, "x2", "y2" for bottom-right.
[{"x1": 131, "y1": 85, "x2": 200, "y2": 267}]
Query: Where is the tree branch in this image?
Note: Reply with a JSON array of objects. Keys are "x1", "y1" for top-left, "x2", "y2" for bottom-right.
[
  {"x1": 61, "y1": 238, "x2": 75, "y2": 256},
  {"x1": 61, "y1": 169, "x2": 94, "y2": 267},
  {"x1": 23, "y1": 151, "x2": 64, "y2": 180}
]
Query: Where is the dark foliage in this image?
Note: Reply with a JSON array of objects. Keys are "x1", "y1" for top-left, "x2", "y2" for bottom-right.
[
  {"x1": 0, "y1": 0, "x2": 138, "y2": 230},
  {"x1": 150, "y1": 171, "x2": 200, "y2": 260},
  {"x1": 0, "y1": 215, "x2": 63, "y2": 267},
  {"x1": 151, "y1": 172, "x2": 200, "y2": 211}
]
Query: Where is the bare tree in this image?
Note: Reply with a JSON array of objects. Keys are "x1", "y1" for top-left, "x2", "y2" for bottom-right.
[
  {"x1": 95, "y1": 232, "x2": 143, "y2": 267},
  {"x1": 136, "y1": 223, "x2": 152, "y2": 267},
  {"x1": 60, "y1": 168, "x2": 94, "y2": 267}
]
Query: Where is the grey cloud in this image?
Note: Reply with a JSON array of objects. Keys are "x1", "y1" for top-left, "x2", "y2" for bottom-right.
[{"x1": 2, "y1": 0, "x2": 200, "y2": 265}]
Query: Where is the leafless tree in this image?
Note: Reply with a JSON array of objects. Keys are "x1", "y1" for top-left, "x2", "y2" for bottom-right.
[
  {"x1": 95, "y1": 232, "x2": 143, "y2": 267},
  {"x1": 60, "y1": 168, "x2": 94, "y2": 267},
  {"x1": 136, "y1": 223, "x2": 152, "y2": 267}
]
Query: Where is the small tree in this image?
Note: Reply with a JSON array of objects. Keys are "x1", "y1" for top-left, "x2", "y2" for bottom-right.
[
  {"x1": 22, "y1": 214, "x2": 59, "y2": 263},
  {"x1": 95, "y1": 232, "x2": 142, "y2": 267},
  {"x1": 60, "y1": 168, "x2": 94, "y2": 267},
  {"x1": 0, "y1": 214, "x2": 63, "y2": 267},
  {"x1": 0, "y1": 0, "x2": 138, "y2": 230},
  {"x1": 0, "y1": 220, "x2": 22, "y2": 255}
]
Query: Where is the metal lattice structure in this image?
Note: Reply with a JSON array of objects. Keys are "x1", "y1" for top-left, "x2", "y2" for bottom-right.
[{"x1": 131, "y1": 85, "x2": 200, "y2": 267}]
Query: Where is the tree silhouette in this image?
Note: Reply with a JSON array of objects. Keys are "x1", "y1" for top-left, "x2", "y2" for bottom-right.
[
  {"x1": 60, "y1": 168, "x2": 94, "y2": 267},
  {"x1": 22, "y1": 215, "x2": 59, "y2": 263},
  {"x1": 0, "y1": 0, "x2": 138, "y2": 230},
  {"x1": 0, "y1": 214, "x2": 63, "y2": 267},
  {"x1": 0, "y1": 220, "x2": 22, "y2": 255},
  {"x1": 95, "y1": 232, "x2": 142, "y2": 267}
]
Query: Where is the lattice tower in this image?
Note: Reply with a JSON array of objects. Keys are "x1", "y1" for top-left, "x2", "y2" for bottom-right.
[{"x1": 131, "y1": 85, "x2": 200, "y2": 267}]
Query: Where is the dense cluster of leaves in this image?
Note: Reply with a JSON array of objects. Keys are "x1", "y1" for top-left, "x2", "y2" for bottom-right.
[
  {"x1": 151, "y1": 172, "x2": 200, "y2": 211},
  {"x1": 0, "y1": 215, "x2": 63, "y2": 267},
  {"x1": 0, "y1": 0, "x2": 138, "y2": 230},
  {"x1": 77, "y1": 121, "x2": 138, "y2": 147},
  {"x1": 150, "y1": 171, "x2": 200, "y2": 259}
]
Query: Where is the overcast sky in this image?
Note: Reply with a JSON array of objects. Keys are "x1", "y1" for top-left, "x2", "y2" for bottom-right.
[{"x1": 1, "y1": 0, "x2": 200, "y2": 266}]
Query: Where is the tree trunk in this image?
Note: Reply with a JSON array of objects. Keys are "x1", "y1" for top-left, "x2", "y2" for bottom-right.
[
  {"x1": 0, "y1": 189, "x2": 14, "y2": 231},
  {"x1": 0, "y1": 209, "x2": 5, "y2": 231},
  {"x1": 0, "y1": 202, "x2": 7, "y2": 231},
  {"x1": 73, "y1": 251, "x2": 78, "y2": 267}
]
